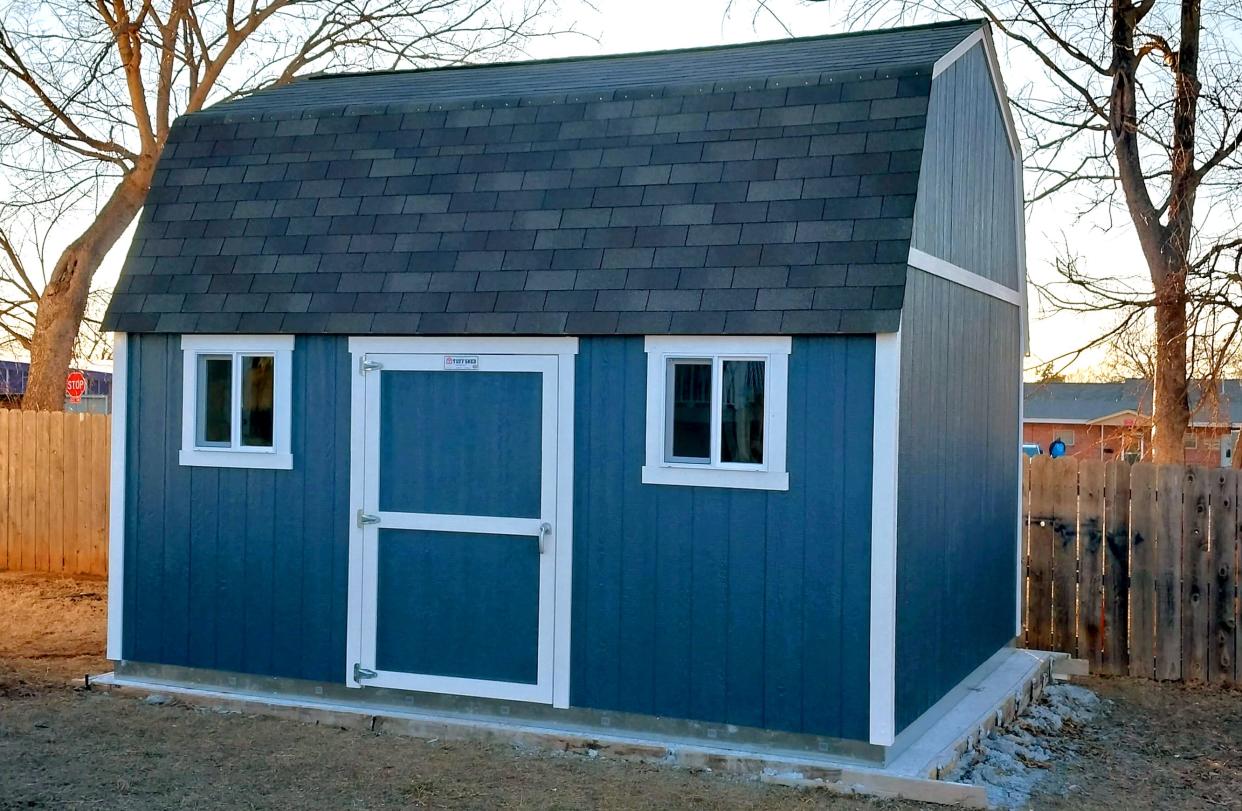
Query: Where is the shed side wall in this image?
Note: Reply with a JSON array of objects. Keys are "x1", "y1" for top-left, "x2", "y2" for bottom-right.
[
  {"x1": 911, "y1": 43, "x2": 1019, "y2": 290},
  {"x1": 894, "y1": 273, "x2": 1021, "y2": 732},
  {"x1": 571, "y1": 336, "x2": 875, "y2": 740}
]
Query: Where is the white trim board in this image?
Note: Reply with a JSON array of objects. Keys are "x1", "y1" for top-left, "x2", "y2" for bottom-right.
[
  {"x1": 932, "y1": 24, "x2": 1021, "y2": 161},
  {"x1": 869, "y1": 330, "x2": 901, "y2": 747},
  {"x1": 106, "y1": 333, "x2": 128, "y2": 661},
  {"x1": 907, "y1": 249, "x2": 1023, "y2": 307}
]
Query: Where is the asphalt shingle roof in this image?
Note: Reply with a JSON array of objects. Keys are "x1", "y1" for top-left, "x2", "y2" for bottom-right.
[{"x1": 103, "y1": 20, "x2": 983, "y2": 336}]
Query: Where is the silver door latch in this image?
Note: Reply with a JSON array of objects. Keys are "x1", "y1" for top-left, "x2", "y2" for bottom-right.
[
  {"x1": 353, "y1": 663, "x2": 377, "y2": 682},
  {"x1": 538, "y1": 521, "x2": 552, "y2": 554},
  {"x1": 357, "y1": 510, "x2": 380, "y2": 528},
  {"x1": 359, "y1": 358, "x2": 383, "y2": 374}
]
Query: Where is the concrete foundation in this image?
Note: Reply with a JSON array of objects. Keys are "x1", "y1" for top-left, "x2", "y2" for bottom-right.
[{"x1": 90, "y1": 647, "x2": 1062, "y2": 808}]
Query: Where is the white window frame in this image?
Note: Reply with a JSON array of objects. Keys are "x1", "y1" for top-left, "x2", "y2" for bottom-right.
[
  {"x1": 642, "y1": 336, "x2": 790, "y2": 491},
  {"x1": 1060, "y1": 430, "x2": 1075, "y2": 446},
  {"x1": 179, "y1": 335, "x2": 294, "y2": 470}
]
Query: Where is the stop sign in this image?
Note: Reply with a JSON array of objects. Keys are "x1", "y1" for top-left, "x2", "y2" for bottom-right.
[{"x1": 65, "y1": 370, "x2": 87, "y2": 404}]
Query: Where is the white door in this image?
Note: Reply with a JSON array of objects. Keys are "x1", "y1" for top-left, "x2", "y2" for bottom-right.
[{"x1": 346, "y1": 342, "x2": 574, "y2": 706}]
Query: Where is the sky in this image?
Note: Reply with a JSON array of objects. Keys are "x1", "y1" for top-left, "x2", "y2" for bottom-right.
[{"x1": 71, "y1": 0, "x2": 1147, "y2": 373}]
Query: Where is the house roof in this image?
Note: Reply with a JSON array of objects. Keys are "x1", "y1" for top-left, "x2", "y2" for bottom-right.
[
  {"x1": 102, "y1": 20, "x2": 985, "y2": 336},
  {"x1": 1024, "y1": 381, "x2": 1242, "y2": 426}
]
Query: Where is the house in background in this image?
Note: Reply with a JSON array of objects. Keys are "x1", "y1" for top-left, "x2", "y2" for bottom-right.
[
  {"x1": 0, "y1": 359, "x2": 113, "y2": 413},
  {"x1": 1023, "y1": 380, "x2": 1242, "y2": 467},
  {"x1": 101, "y1": 19, "x2": 1026, "y2": 764}
]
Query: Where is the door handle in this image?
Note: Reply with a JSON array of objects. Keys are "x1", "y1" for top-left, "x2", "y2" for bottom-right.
[{"x1": 539, "y1": 522, "x2": 552, "y2": 555}]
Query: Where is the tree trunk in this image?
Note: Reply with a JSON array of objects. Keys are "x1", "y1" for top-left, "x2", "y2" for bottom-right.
[
  {"x1": 22, "y1": 166, "x2": 151, "y2": 411},
  {"x1": 1150, "y1": 268, "x2": 1190, "y2": 464}
]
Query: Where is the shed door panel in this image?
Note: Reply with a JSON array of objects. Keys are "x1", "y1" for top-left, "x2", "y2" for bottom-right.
[
  {"x1": 378, "y1": 371, "x2": 542, "y2": 518},
  {"x1": 375, "y1": 529, "x2": 539, "y2": 684},
  {"x1": 356, "y1": 352, "x2": 558, "y2": 705}
]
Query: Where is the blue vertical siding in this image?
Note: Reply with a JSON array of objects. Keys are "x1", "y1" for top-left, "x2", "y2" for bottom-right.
[
  {"x1": 894, "y1": 270, "x2": 1021, "y2": 733},
  {"x1": 122, "y1": 332, "x2": 876, "y2": 742},
  {"x1": 570, "y1": 336, "x2": 875, "y2": 741},
  {"x1": 122, "y1": 334, "x2": 352, "y2": 682}
]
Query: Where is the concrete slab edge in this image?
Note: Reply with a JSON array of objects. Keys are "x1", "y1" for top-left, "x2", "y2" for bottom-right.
[
  {"x1": 920, "y1": 651, "x2": 1060, "y2": 781},
  {"x1": 90, "y1": 672, "x2": 987, "y2": 808}
]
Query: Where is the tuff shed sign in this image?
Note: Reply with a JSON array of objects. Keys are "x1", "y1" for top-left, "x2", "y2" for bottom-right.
[
  {"x1": 443, "y1": 355, "x2": 479, "y2": 371},
  {"x1": 65, "y1": 370, "x2": 87, "y2": 404}
]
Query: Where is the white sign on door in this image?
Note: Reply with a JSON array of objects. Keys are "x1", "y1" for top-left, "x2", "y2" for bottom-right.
[{"x1": 443, "y1": 355, "x2": 479, "y2": 371}]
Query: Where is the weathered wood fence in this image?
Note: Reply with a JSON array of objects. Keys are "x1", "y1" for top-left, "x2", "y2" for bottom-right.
[
  {"x1": 1024, "y1": 457, "x2": 1240, "y2": 683},
  {"x1": 0, "y1": 410, "x2": 110, "y2": 576}
]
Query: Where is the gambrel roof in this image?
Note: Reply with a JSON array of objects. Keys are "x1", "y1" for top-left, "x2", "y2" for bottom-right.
[{"x1": 103, "y1": 20, "x2": 985, "y2": 336}]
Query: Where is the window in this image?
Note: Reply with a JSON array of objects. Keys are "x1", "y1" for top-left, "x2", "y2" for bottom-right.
[
  {"x1": 1059, "y1": 430, "x2": 1075, "y2": 446},
  {"x1": 1184, "y1": 432, "x2": 1199, "y2": 450},
  {"x1": 643, "y1": 336, "x2": 789, "y2": 490},
  {"x1": 180, "y1": 335, "x2": 293, "y2": 469}
]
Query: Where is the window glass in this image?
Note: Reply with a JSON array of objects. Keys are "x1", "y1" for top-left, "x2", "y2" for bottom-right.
[
  {"x1": 721, "y1": 360, "x2": 764, "y2": 464},
  {"x1": 240, "y1": 355, "x2": 275, "y2": 447},
  {"x1": 197, "y1": 355, "x2": 232, "y2": 446},
  {"x1": 667, "y1": 360, "x2": 711, "y2": 462}
]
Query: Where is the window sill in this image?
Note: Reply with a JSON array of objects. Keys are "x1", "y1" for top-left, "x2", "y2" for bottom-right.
[
  {"x1": 179, "y1": 449, "x2": 293, "y2": 470},
  {"x1": 641, "y1": 465, "x2": 789, "y2": 491}
]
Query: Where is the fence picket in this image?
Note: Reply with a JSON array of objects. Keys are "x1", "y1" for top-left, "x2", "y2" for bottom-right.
[
  {"x1": 1026, "y1": 456, "x2": 1054, "y2": 649},
  {"x1": 1182, "y1": 466, "x2": 1211, "y2": 681},
  {"x1": 1101, "y1": 460, "x2": 1131, "y2": 675},
  {"x1": 1155, "y1": 465, "x2": 1185, "y2": 680},
  {"x1": 1130, "y1": 463, "x2": 1159, "y2": 679},
  {"x1": 1209, "y1": 468, "x2": 1239, "y2": 684},
  {"x1": 1077, "y1": 460, "x2": 1105, "y2": 668},
  {"x1": 0, "y1": 411, "x2": 8, "y2": 570},
  {"x1": 1051, "y1": 458, "x2": 1080, "y2": 653}
]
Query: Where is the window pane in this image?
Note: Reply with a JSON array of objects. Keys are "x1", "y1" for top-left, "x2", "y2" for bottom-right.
[
  {"x1": 197, "y1": 355, "x2": 232, "y2": 446},
  {"x1": 721, "y1": 360, "x2": 764, "y2": 464},
  {"x1": 240, "y1": 355, "x2": 275, "y2": 447},
  {"x1": 667, "y1": 360, "x2": 711, "y2": 462}
]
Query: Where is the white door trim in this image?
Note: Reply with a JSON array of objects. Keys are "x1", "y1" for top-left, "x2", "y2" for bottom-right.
[{"x1": 344, "y1": 337, "x2": 578, "y2": 710}]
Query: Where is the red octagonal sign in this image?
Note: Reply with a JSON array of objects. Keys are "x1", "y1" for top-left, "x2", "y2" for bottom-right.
[{"x1": 65, "y1": 370, "x2": 87, "y2": 404}]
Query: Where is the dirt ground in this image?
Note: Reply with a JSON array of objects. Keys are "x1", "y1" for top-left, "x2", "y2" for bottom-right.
[{"x1": 1, "y1": 571, "x2": 1240, "y2": 810}]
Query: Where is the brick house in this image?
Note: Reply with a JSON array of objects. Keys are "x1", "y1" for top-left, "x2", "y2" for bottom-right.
[{"x1": 1023, "y1": 380, "x2": 1242, "y2": 466}]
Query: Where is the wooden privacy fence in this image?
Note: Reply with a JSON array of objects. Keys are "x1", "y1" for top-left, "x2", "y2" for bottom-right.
[
  {"x1": 0, "y1": 410, "x2": 110, "y2": 576},
  {"x1": 1024, "y1": 457, "x2": 1240, "y2": 683}
]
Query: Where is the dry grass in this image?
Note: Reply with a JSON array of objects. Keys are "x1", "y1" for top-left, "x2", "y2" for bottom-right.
[{"x1": 2, "y1": 571, "x2": 1241, "y2": 810}]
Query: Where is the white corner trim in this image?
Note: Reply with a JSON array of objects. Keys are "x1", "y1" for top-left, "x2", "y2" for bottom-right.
[
  {"x1": 908, "y1": 248, "x2": 1023, "y2": 307},
  {"x1": 641, "y1": 335, "x2": 791, "y2": 492},
  {"x1": 178, "y1": 335, "x2": 294, "y2": 470},
  {"x1": 106, "y1": 333, "x2": 128, "y2": 661},
  {"x1": 932, "y1": 25, "x2": 1022, "y2": 162},
  {"x1": 869, "y1": 330, "x2": 901, "y2": 747}
]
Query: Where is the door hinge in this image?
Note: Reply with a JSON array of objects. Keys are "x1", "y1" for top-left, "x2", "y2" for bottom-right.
[
  {"x1": 356, "y1": 510, "x2": 380, "y2": 528},
  {"x1": 360, "y1": 358, "x2": 383, "y2": 374},
  {"x1": 353, "y1": 663, "x2": 378, "y2": 682}
]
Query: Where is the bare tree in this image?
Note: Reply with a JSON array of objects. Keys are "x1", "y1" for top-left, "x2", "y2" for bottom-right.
[
  {"x1": 837, "y1": 0, "x2": 1242, "y2": 463},
  {"x1": 0, "y1": 0, "x2": 572, "y2": 410}
]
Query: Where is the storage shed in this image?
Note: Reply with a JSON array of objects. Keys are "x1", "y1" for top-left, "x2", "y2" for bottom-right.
[{"x1": 101, "y1": 19, "x2": 1026, "y2": 760}]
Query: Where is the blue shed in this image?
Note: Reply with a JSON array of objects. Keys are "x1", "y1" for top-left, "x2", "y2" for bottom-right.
[{"x1": 101, "y1": 19, "x2": 1026, "y2": 761}]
